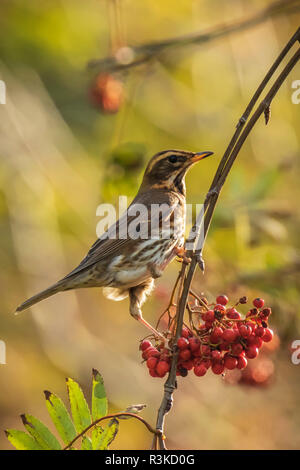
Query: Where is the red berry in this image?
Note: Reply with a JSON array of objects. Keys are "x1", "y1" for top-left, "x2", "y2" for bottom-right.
[
  {"x1": 179, "y1": 349, "x2": 192, "y2": 361},
  {"x1": 188, "y1": 337, "x2": 200, "y2": 352},
  {"x1": 177, "y1": 337, "x2": 189, "y2": 350},
  {"x1": 212, "y1": 362, "x2": 225, "y2": 375},
  {"x1": 181, "y1": 360, "x2": 194, "y2": 371},
  {"x1": 254, "y1": 336, "x2": 263, "y2": 348},
  {"x1": 181, "y1": 327, "x2": 191, "y2": 338},
  {"x1": 211, "y1": 350, "x2": 221, "y2": 361},
  {"x1": 210, "y1": 327, "x2": 223, "y2": 343},
  {"x1": 231, "y1": 343, "x2": 243, "y2": 355},
  {"x1": 140, "y1": 340, "x2": 152, "y2": 351},
  {"x1": 253, "y1": 298, "x2": 264, "y2": 309},
  {"x1": 201, "y1": 345, "x2": 211, "y2": 356},
  {"x1": 255, "y1": 326, "x2": 265, "y2": 337},
  {"x1": 149, "y1": 369, "x2": 159, "y2": 377},
  {"x1": 214, "y1": 304, "x2": 226, "y2": 313},
  {"x1": 202, "y1": 358, "x2": 211, "y2": 369},
  {"x1": 216, "y1": 295, "x2": 229, "y2": 306},
  {"x1": 246, "y1": 346, "x2": 259, "y2": 359},
  {"x1": 224, "y1": 355, "x2": 238, "y2": 370},
  {"x1": 226, "y1": 308, "x2": 241, "y2": 319},
  {"x1": 194, "y1": 364, "x2": 207, "y2": 376},
  {"x1": 237, "y1": 356, "x2": 248, "y2": 369},
  {"x1": 239, "y1": 324, "x2": 252, "y2": 338},
  {"x1": 143, "y1": 347, "x2": 160, "y2": 359},
  {"x1": 204, "y1": 310, "x2": 215, "y2": 322},
  {"x1": 146, "y1": 357, "x2": 158, "y2": 369},
  {"x1": 262, "y1": 328, "x2": 273, "y2": 343},
  {"x1": 222, "y1": 329, "x2": 236, "y2": 343},
  {"x1": 219, "y1": 342, "x2": 230, "y2": 351},
  {"x1": 193, "y1": 347, "x2": 202, "y2": 357},
  {"x1": 247, "y1": 334, "x2": 263, "y2": 348},
  {"x1": 156, "y1": 361, "x2": 170, "y2": 377}
]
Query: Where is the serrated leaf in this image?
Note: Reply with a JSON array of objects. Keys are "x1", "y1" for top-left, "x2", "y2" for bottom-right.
[
  {"x1": 44, "y1": 390, "x2": 76, "y2": 445},
  {"x1": 66, "y1": 378, "x2": 91, "y2": 434},
  {"x1": 5, "y1": 429, "x2": 43, "y2": 450},
  {"x1": 21, "y1": 414, "x2": 61, "y2": 450},
  {"x1": 91, "y1": 425, "x2": 104, "y2": 450},
  {"x1": 92, "y1": 369, "x2": 107, "y2": 421},
  {"x1": 93, "y1": 419, "x2": 119, "y2": 450},
  {"x1": 81, "y1": 436, "x2": 93, "y2": 450}
]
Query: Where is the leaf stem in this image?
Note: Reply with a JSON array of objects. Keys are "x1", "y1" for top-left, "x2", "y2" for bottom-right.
[{"x1": 63, "y1": 412, "x2": 159, "y2": 450}]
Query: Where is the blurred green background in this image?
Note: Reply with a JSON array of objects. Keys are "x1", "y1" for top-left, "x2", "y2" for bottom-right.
[{"x1": 0, "y1": 0, "x2": 300, "y2": 450}]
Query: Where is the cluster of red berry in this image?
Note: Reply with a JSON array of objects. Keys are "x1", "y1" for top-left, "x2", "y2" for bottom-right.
[{"x1": 140, "y1": 295, "x2": 273, "y2": 379}]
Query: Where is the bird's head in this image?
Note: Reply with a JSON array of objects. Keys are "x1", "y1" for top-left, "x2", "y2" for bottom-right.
[{"x1": 139, "y1": 149, "x2": 213, "y2": 195}]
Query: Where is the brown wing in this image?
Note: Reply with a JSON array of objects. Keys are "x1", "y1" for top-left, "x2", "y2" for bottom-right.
[{"x1": 63, "y1": 189, "x2": 181, "y2": 280}]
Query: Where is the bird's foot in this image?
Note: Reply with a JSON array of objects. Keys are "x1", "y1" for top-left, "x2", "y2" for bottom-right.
[{"x1": 174, "y1": 246, "x2": 191, "y2": 265}]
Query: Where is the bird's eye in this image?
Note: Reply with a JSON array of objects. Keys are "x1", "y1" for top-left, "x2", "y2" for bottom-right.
[{"x1": 168, "y1": 155, "x2": 178, "y2": 164}]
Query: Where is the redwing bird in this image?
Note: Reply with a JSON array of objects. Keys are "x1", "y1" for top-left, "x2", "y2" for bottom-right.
[{"x1": 15, "y1": 149, "x2": 213, "y2": 337}]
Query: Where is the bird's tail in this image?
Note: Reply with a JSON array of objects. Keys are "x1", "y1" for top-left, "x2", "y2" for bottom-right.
[{"x1": 14, "y1": 280, "x2": 66, "y2": 314}]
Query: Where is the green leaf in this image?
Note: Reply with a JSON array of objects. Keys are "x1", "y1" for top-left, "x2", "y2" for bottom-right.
[
  {"x1": 93, "y1": 419, "x2": 119, "y2": 450},
  {"x1": 81, "y1": 436, "x2": 93, "y2": 450},
  {"x1": 91, "y1": 425, "x2": 103, "y2": 450},
  {"x1": 92, "y1": 369, "x2": 107, "y2": 421},
  {"x1": 21, "y1": 414, "x2": 61, "y2": 450},
  {"x1": 44, "y1": 390, "x2": 76, "y2": 445},
  {"x1": 66, "y1": 378, "x2": 91, "y2": 434},
  {"x1": 5, "y1": 429, "x2": 43, "y2": 450}
]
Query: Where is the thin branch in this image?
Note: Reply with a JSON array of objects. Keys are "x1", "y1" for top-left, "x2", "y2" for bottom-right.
[
  {"x1": 88, "y1": 0, "x2": 300, "y2": 73},
  {"x1": 63, "y1": 412, "x2": 160, "y2": 450},
  {"x1": 154, "y1": 27, "x2": 300, "y2": 450}
]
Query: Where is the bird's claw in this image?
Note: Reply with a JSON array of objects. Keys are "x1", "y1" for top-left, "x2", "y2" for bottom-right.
[{"x1": 174, "y1": 247, "x2": 191, "y2": 265}]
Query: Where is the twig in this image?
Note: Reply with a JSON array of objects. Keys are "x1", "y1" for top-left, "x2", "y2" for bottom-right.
[
  {"x1": 154, "y1": 27, "x2": 300, "y2": 450},
  {"x1": 88, "y1": 0, "x2": 300, "y2": 73},
  {"x1": 63, "y1": 412, "x2": 160, "y2": 450}
]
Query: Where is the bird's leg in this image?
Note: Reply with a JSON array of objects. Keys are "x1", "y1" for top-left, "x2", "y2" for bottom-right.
[
  {"x1": 174, "y1": 246, "x2": 191, "y2": 264},
  {"x1": 129, "y1": 284, "x2": 165, "y2": 341}
]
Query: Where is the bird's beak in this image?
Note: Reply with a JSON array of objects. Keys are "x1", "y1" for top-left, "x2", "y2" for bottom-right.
[{"x1": 191, "y1": 151, "x2": 214, "y2": 162}]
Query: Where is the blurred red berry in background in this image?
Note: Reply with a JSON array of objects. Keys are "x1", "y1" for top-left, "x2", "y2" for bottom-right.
[{"x1": 89, "y1": 73, "x2": 124, "y2": 113}]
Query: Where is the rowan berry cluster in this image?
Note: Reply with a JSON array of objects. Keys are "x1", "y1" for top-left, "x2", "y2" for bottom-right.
[{"x1": 140, "y1": 295, "x2": 273, "y2": 379}]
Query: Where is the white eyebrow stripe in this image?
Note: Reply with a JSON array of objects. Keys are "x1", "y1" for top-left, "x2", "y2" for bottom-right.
[{"x1": 146, "y1": 150, "x2": 190, "y2": 174}]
